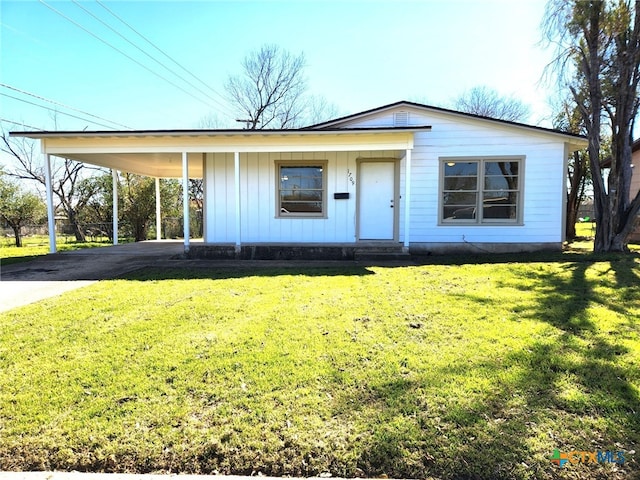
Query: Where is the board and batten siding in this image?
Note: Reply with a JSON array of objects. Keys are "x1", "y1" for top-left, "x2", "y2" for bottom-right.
[
  {"x1": 203, "y1": 150, "x2": 399, "y2": 243},
  {"x1": 350, "y1": 107, "x2": 568, "y2": 245},
  {"x1": 203, "y1": 105, "x2": 573, "y2": 247}
]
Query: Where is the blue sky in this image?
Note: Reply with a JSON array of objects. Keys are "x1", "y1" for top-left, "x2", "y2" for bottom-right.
[{"x1": 0, "y1": 0, "x2": 557, "y2": 132}]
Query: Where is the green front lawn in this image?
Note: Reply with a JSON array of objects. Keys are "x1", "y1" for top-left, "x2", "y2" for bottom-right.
[{"x1": 0, "y1": 256, "x2": 638, "y2": 479}]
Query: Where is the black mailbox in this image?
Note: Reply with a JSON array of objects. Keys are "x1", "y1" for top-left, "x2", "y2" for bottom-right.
[{"x1": 334, "y1": 192, "x2": 350, "y2": 199}]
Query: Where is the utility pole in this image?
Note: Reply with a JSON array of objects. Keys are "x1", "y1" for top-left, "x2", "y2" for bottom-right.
[{"x1": 235, "y1": 119, "x2": 259, "y2": 129}]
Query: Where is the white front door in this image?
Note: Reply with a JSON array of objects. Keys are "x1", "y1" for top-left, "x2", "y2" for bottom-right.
[{"x1": 358, "y1": 161, "x2": 396, "y2": 240}]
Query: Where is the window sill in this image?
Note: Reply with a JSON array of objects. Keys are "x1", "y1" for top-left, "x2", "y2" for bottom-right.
[
  {"x1": 438, "y1": 222, "x2": 524, "y2": 227},
  {"x1": 276, "y1": 215, "x2": 328, "y2": 220}
]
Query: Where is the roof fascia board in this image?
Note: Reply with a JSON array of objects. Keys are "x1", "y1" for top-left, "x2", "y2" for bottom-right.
[
  {"x1": 11, "y1": 126, "x2": 430, "y2": 139},
  {"x1": 308, "y1": 100, "x2": 588, "y2": 147}
]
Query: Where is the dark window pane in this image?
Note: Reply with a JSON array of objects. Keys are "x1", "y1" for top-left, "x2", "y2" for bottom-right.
[
  {"x1": 445, "y1": 161, "x2": 477, "y2": 177},
  {"x1": 485, "y1": 175, "x2": 518, "y2": 190},
  {"x1": 444, "y1": 192, "x2": 477, "y2": 205},
  {"x1": 281, "y1": 166, "x2": 323, "y2": 189},
  {"x1": 280, "y1": 190, "x2": 322, "y2": 202},
  {"x1": 281, "y1": 201, "x2": 322, "y2": 213},
  {"x1": 485, "y1": 161, "x2": 518, "y2": 176},
  {"x1": 444, "y1": 176, "x2": 478, "y2": 191},
  {"x1": 484, "y1": 162, "x2": 519, "y2": 190},
  {"x1": 483, "y1": 204, "x2": 517, "y2": 219},
  {"x1": 443, "y1": 205, "x2": 477, "y2": 220}
]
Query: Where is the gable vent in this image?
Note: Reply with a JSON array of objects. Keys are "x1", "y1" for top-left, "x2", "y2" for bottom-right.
[{"x1": 394, "y1": 111, "x2": 409, "y2": 126}]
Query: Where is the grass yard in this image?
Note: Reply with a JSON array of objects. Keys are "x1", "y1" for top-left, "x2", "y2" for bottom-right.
[{"x1": 0, "y1": 255, "x2": 638, "y2": 479}]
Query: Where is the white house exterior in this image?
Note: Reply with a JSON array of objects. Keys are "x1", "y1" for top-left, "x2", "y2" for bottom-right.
[{"x1": 11, "y1": 101, "x2": 587, "y2": 256}]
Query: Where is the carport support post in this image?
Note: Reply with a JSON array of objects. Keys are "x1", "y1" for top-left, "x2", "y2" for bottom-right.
[
  {"x1": 403, "y1": 148, "x2": 412, "y2": 250},
  {"x1": 155, "y1": 177, "x2": 161, "y2": 240},
  {"x1": 43, "y1": 153, "x2": 57, "y2": 254},
  {"x1": 112, "y1": 169, "x2": 118, "y2": 245},
  {"x1": 182, "y1": 152, "x2": 190, "y2": 253},
  {"x1": 234, "y1": 151, "x2": 241, "y2": 253}
]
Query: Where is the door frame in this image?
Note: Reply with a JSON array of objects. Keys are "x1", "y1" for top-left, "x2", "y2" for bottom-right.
[{"x1": 356, "y1": 158, "x2": 400, "y2": 242}]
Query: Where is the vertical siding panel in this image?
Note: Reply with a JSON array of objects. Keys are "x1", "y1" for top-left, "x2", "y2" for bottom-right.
[
  {"x1": 225, "y1": 153, "x2": 235, "y2": 242},
  {"x1": 207, "y1": 152, "x2": 234, "y2": 243},
  {"x1": 241, "y1": 153, "x2": 252, "y2": 241},
  {"x1": 258, "y1": 152, "x2": 271, "y2": 242}
]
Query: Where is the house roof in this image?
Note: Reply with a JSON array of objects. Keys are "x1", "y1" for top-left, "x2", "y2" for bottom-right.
[
  {"x1": 308, "y1": 100, "x2": 588, "y2": 145},
  {"x1": 9, "y1": 99, "x2": 589, "y2": 178},
  {"x1": 600, "y1": 138, "x2": 640, "y2": 168}
]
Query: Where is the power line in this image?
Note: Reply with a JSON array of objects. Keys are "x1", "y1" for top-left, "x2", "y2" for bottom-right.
[
  {"x1": 37, "y1": 0, "x2": 234, "y2": 117},
  {"x1": 70, "y1": 0, "x2": 235, "y2": 117},
  {"x1": 0, "y1": 92, "x2": 122, "y2": 130},
  {"x1": 0, "y1": 118, "x2": 42, "y2": 131},
  {"x1": 95, "y1": 0, "x2": 234, "y2": 112},
  {"x1": 1, "y1": 83, "x2": 132, "y2": 129}
]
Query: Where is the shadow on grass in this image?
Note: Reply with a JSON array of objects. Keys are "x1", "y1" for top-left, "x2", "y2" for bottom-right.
[
  {"x1": 120, "y1": 265, "x2": 377, "y2": 281},
  {"x1": 412, "y1": 250, "x2": 640, "y2": 267},
  {"x1": 338, "y1": 255, "x2": 639, "y2": 479}
]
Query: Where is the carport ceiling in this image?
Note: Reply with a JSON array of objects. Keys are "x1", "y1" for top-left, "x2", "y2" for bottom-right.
[{"x1": 61, "y1": 151, "x2": 203, "y2": 178}]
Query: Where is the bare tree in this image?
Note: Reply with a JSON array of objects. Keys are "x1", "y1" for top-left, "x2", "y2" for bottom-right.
[
  {"x1": 225, "y1": 44, "x2": 307, "y2": 129},
  {"x1": 453, "y1": 86, "x2": 531, "y2": 122},
  {"x1": 552, "y1": 96, "x2": 592, "y2": 240},
  {"x1": 1, "y1": 132, "x2": 101, "y2": 242},
  {"x1": 0, "y1": 171, "x2": 46, "y2": 247},
  {"x1": 305, "y1": 94, "x2": 342, "y2": 126},
  {"x1": 543, "y1": 0, "x2": 640, "y2": 252},
  {"x1": 197, "y1": 112, "x2": 229, "y2": 129}
]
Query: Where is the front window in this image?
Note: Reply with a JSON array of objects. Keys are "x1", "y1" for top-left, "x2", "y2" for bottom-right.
[
  {"x1": 441, "y1": 157, "x2": 522, "y2": 224},
  {"x1": 277, "y1": 162, "x2": 327, "y2": 217}
]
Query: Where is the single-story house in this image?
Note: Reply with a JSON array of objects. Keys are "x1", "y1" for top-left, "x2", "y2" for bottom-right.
[{"x1": 11, "y1": 101, "x2": 588, "y2": 258}]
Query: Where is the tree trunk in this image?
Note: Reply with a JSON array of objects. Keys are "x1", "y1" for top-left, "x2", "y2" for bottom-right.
[
  {"x1": 580, "y1": 2, "x2": 607, "y2": 252},
  {"x1": 134, "y1": 221, "x2": 148, "y2": 242},
  {"x1": 72, "y1": 222, "x2": 86, "y2": 242},
  {"x1": 566, "y1": 151, "x2": 585, "y2": 241},
  {"x1": 566, "y1": 200, "x2": 578, "y2": 240},
  {"x1": 66, "y1": 207, "x2": 86, "y2": 242},
  {"x1": 595, "y1": 0, "x2": 640, "y2": 252},
  {"x1": 11, "y1": 224, "x2": 22, "y2": 247}
]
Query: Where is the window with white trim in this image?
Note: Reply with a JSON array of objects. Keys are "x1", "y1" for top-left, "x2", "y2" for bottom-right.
[
  {"x1": 277, "y1": 161, "x2": 327, "y2": 217},
  {"x1": 441, "y1": 157, "x2": 522, "y2": 224}
]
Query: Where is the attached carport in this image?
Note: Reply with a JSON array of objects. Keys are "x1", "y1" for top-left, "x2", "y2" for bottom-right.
[{"x1": 11, "y1": 127, "x2": 423, "y2": 255}]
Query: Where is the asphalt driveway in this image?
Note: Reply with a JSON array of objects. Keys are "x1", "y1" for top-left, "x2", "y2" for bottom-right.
[{"x1": 0, "y1": 241, "x2": 187, "y2": 312}]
